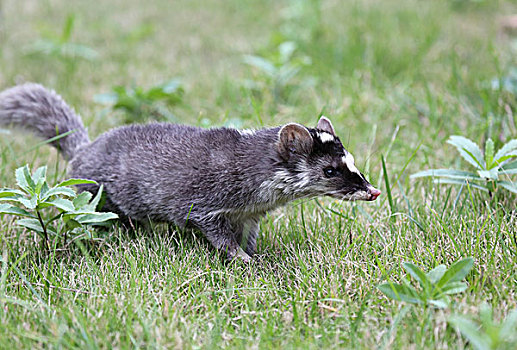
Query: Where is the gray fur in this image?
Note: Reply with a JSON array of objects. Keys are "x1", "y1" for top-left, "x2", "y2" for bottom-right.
[{"x1": 0, "y1": 84, "x2": 380, "y2": 262}]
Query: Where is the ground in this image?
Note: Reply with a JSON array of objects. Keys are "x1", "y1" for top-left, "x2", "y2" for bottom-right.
[{"x1": 0, "y1": 0, "x2": 516, "y2": 348}]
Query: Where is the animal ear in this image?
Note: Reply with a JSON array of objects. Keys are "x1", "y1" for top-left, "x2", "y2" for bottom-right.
[
  {"x1": 277, "y1": 123, "x2": 313, "y2": 160},
  {"x1": 316, "y1": 116, "x2": 336, "y2": 136}
]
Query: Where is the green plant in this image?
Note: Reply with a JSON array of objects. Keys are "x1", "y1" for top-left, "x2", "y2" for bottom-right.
[
  {"x1": 449, "y1": 304, "x2": 517, "y2": 350},
  {"x1": 26, "y1": 14, "x2": 98, "y2": 80},
  {"x1": 378, "y1": 257, "x2": 474, "y2": 309},
  {"x1": 94, "y1": 79, "x2": 183, "y2": 123},
  {"x1": 243, "y1": 41, "x2": 312, "y2": 100},
  {"x1": 279, "y1": 0, "x2": 323, "y2": 42},
  {"x1": 0, "y1": 165, "x2": 117, "y2": 247},
  {"x1": 27, "y1": 14, "x2": 98, "y2": 61},
  {"x1": 411, "y1": 136, "x2": 517, "y2": 195}
]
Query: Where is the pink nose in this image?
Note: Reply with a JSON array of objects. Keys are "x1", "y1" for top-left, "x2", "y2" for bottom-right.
[{"x1": 369, "y1": 187, "x2": 381, "y2": 201}]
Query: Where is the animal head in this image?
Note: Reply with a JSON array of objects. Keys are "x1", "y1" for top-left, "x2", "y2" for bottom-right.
[{"x1": 275, "y1": 116, "x2": 380, "y2": 201}]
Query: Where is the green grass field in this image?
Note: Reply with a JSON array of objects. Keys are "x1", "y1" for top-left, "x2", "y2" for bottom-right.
[{"x1": 1, "y1": 0, "x2": 516, "y2": 348}]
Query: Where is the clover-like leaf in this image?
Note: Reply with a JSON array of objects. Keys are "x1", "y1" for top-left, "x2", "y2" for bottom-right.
[
  {"x1": 16, "y1": 218, "x2": 45, "y2": 233},
  {"x1": 447, "y1": 136, "x2": 485, "y2": 169},
  {"x1": 87, "y1": 185, "x2": 104, "y2": 211},
  {"x1": 0, "y1": 204, "x2": 35, "y2": 218},
  {"x1": 485, "y1": 138, "x2": 494, "y2": 169},
  {"x1": 15, "y1": 165, "x2": 35, "y2": 194},
  {"x1": 436, "y1": 257, "x2": 474, "y2": 290},
  {"x1": 500, "y1": 160, "x2": 517, "y2": 175},
  {"x1": 499, "y1": 181, "x2": 517, "y2": 194},
  {"x1": 410, "y1": 169, "x2": 480, "y2": 180},
  {"x1": 432, "y1": 179, "x2": 488, "y2": 192},
  {"x1": 0, "y1": 188, "x2": 26, "y2": 199},
  {"x1": 402, "y1": 262, "x2": 430, "y2": 290},
  {"x1": 57, "y1": 178, "x2": 97, "y2": 187},
  {"x1": 41, "y1": 187, "x2": 76, "y2": 201},
  {"x1": 428, "y1": 298, "x2": 449, "y2": 309},
  {"x1": 440, "y1": 281, "x2": 468, "y2": 295},
  {"x1": 16, "y1": 219, "x2": 56, "y2": 235},
  {"x1": 75, "y1": 212, "x2": 118, "y2": 224},
  {"x1": 378, "y1": 283, "x2": 422, "y2": 305},
  {"x1": 45, "y1": 198, "x2": 75, "y2": 212},
  {"x1": 494, "y1": 139, "x2": 517, "y2": 163},
  {"x1": 17, "y1": 197, "x2": 37, "y2": 210},
  {"x1": 72, "y1": 192, "x2": 93, "y2": 209},
  {"x1": 31, "y1": 166, "x2": 47, "y2": 194},
  {"x1": 426, "y1": 265, "x2": 446, "y2": 284}
]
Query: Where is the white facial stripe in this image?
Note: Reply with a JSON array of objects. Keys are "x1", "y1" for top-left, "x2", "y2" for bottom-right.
[
  {"x1": 318, "y1": 132, "x2": 335, "y2": 143},
  {"x1": 342, "y1": 153, "x2": 360, "y2": 175}
]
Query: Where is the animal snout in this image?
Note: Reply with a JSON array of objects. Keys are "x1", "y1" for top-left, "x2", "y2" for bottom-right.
[{"x1": 367, "y1": 186, "x2": 381, "y2": 201}]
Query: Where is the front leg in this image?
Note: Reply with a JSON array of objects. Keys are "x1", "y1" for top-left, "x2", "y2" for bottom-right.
[
  {"x1": 194, "y1": 216, "x2": 251, "y2": 263},
  {"x1": 236, "y1": 218, "x2": 260, "y2": 256}
]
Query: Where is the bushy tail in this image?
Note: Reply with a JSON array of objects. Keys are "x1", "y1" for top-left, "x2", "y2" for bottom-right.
[{"x1": 0, "y1": 83, "x2": 90, "y2": 160}]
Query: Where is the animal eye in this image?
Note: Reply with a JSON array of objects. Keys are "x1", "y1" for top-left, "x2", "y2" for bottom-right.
[{"x1": 323, "y1": 167, "x2": 338, "y2": 178}]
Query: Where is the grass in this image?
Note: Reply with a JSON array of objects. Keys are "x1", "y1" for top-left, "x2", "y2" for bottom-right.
[{"x1": 0, "y1": 0, "x2": 516, "y2": 348}]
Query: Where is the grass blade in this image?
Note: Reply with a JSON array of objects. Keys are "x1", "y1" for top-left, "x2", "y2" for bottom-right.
[{"x1": 381, "y1": 155, "x2": 395, "y2": 213}]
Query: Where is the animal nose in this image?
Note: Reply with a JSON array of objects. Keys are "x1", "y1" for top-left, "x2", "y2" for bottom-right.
[{"x1": 368, "y1": 187, "x2": 381, "y2": 201}]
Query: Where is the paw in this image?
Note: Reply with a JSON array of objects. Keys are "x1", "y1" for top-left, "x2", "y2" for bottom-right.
[{"x1": 228, "y1": 246, "x2": 252, "y2": 263}]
